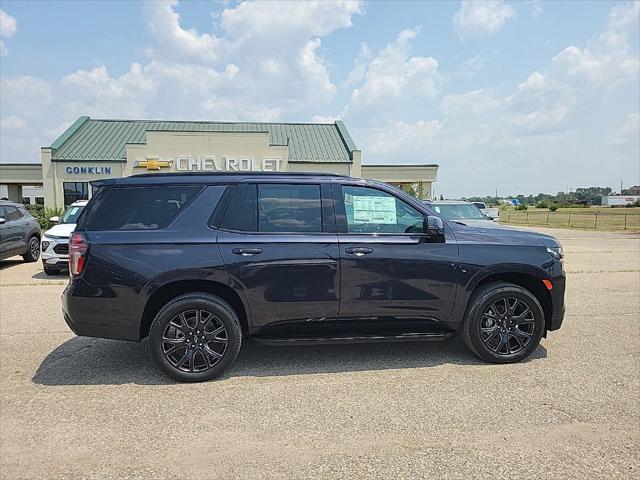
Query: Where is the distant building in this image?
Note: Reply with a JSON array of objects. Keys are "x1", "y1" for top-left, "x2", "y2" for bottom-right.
[
  {"x1": 1, "y1": 116, "x2": 440, "y2": 208},
  {"x1": 602, "y1": 195, "x2": 640, "y2": 207}
]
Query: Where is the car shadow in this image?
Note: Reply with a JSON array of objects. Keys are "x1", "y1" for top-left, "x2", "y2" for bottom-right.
[
  {"x1": 32, "y1": 336, "x2": 548, "y2": 386},
  {"x1": 31, "y1": 270, "x2": 68, "y2": 280},
  {"x1": 0, "y1": 259, "x2": 24, "y2": 270}
]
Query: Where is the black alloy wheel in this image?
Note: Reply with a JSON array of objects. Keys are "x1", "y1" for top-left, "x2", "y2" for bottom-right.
[
  {"x1": 479, "y1": 296, "x2": 535, "y2": 355},
  {"x1": 149, "y1": 293, "x2": 242, "y2": 382},
  {"x1": 22, "y1": 236, "x2": 41, "y2": 262},
  {"x1": 161, "y1": 309, "x2": 228, "y2": 373},
  {"x1": 460, "y1": 282, "x2": 545, "y2": 363}
]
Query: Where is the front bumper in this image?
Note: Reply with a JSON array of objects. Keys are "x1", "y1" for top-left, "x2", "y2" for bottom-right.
[
  {"x1": 41, "y1": 236, "x2": 69, "y2": 269},
  {"x1": 548, "y1": 266, "x2": 566, "y2": 331}
]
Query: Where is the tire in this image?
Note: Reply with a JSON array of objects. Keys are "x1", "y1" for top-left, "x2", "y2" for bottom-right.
[
  {"x1": 44, "y1": 265, "x2": 60, "y2": 275},
  {"x1": 148, "y1": 293, "x2": 242, "y2": 382},
  {"x1": 460, "y1": 282, "x2": 545, "y2": 363},
  {"x1": 22, "y1": 236, "x2": 40, "y2": 263}
]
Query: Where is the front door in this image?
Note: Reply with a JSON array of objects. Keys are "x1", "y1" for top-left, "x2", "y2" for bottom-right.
[
  {"x1": 0, "y1": 205, "x2": 25, "y2": 255},
  {"x1": 333, "y1": 183, "x2": 459, "y2": 327},
  {"x1": 217, "y1": 182, "x2": 340, "y2": 331}
]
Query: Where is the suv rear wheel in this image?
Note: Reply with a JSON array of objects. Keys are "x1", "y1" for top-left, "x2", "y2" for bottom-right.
[
  {"x1": 148, "y1": 293, "x2": 242, "y2": 382},
  {"x1": 22, "y1": 236, "x2": 40, "y2": 263},
  {"x1": 460, "y1": 282, "x2": 545, "y2": 363}
]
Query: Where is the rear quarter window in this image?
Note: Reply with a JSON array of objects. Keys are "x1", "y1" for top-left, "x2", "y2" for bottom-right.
[{"x1": 84, "y1": 186, "x2": 203, "y2": 230}]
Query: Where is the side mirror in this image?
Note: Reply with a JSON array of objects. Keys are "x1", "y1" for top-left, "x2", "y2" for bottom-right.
[
  {"x1": 423, "y1": 215, "x2": 445, "y2": 242},
  {"x1": 0, "y1": 217, "x2": 5, "y2": 225},
  {"x1": 49, "y1": 216, "x2": 60, "y2": 224}
]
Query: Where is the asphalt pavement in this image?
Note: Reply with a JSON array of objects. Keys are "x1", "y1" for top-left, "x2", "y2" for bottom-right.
[{"x1": 0, "y1": 227, "x2": 638, "y2": 479}]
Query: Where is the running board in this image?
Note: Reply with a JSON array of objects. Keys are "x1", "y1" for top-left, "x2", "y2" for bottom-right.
[{"x1": 252, "y1": 331, "x2": 455, "y2": 346}]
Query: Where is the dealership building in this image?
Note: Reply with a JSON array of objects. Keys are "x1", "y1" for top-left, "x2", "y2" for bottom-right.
[{"x1": 0, "y1": 116, "x2": 438, "y2": 208}]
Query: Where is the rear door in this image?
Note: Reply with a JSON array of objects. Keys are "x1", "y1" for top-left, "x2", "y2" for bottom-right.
[
  {"x1": 217, "y1": 180, "x2": 340, "y2": 331},
  {"x1": 333, "y1": 182, "x2": 459, "y2": 326}
]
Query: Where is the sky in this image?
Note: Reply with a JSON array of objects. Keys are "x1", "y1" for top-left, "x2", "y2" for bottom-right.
[{"x1": 0, "y1": 0, "x2": 638, "y2": 198}]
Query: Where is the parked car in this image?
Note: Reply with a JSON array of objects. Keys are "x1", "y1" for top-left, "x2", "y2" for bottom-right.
[
  {"x1": 0, "y1": 200, "x2": 41, "y2": 262},
  {"x1": 62, "y1": 173, "x2": 566, "y2": 382},
  {"x1": 41, "y1": 200, "x2": 88, "y2": 275},
  {"x1": 424, "y1": 200, "x2": 496, "y2": 226},
  {"x1": 472, "y1": 202, "x2": 500, "y2": 220}
]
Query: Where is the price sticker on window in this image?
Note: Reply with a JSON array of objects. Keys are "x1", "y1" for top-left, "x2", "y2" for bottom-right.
[{"x1": 352, "y1": 196, "x2": 397, "y2": 224}]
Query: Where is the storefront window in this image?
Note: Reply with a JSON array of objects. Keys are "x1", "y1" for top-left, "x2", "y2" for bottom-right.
[{"x1": 63, "y1": 182, "x2": 89, "y2": 207}]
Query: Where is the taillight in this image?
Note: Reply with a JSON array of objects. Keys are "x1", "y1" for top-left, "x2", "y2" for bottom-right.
[{"x1": 69, "y1": 232, "x2": 88, "y2": 276}]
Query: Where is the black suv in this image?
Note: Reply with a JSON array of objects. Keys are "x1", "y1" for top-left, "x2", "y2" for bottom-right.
[{"x1": 62, "y1": 173, "x2": 565, "y2": 381}]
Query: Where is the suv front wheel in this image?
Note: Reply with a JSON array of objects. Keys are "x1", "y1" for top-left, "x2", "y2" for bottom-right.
[
  {"x1": 460, "y1": 282, "x2": 545, "y2": 363},
  {"x1": 148, "y1": 293, "x2": 242, "y2": 382}
]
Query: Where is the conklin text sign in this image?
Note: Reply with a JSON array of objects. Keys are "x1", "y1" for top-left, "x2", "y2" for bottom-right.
[{"x1": 135, "y1": 156, "x2": 283, "y2": 172}]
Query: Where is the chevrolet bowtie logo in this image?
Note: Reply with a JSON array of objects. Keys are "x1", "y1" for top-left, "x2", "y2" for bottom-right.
[{"x1": 135, "y1": 158, "x2": 173, "y2": 170}]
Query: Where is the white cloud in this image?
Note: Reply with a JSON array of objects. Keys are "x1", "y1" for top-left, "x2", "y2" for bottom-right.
[
  {"x1": 0, "y1": 9, "x2": 17, "y2": 55},
  {"x1": 366, "y1": 120, "x2": 441, "y2": 156},
  {"x1": 341, "y1": 28, "x2": 441, "y2": 126},
  {"x1": 143, "y1": 0, "x2": 219, "y2": 62},
  {"x1": 551, "y1": 2, "x2": 639, "y2": 85},
  {"x1": 453, "y1": 0, "x2": 516, "y2": 39},
  {"x1": 609, "y1": 112, "x2": 640, "y2": 147},
  {"x1": 345, "y1": 42, "x2": 372, "y2": 87},
  {"x1": 0, "y1": 9, "x2": 16, "y2": 37},
  {"x1": 1, "y1": 115, "x2": 26, "y2": 132},
  {"x1": 141, "y1": 0, "x2": 363, "y2": 115},
  {"x1": 352, "y1": 28, "x2": 439, "y2": 105},
  {"x1": 0, "y1": 0, "x2": 364, "y2": 163}
]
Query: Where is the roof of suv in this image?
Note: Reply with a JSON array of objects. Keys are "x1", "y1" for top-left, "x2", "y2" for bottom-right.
[
  {"x1": 0, "y1": 200, "x2": 24, "y2": 207},
  {"x1": 91, "y1": 171, "x2": 356, "y2": 188}
]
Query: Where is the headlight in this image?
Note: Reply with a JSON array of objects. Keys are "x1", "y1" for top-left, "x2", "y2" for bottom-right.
[{"x1": 546, "y1": 246, "x2": 563, "y2": 260}]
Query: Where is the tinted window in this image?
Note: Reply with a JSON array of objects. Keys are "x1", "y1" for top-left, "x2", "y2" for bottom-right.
[
  {"x1": 432, "y1": 204, "x2": 486, "y2": 220},
  {"x1": 220, "y1": 184, "x2": 258, "y2": 232},
  {"x1": 258, "y1": 184, "x2": 322, "y2": 233},
  {"x1": 220, "y1": 183, "x2": 323, "y2": 233},
  {"x1": 342, "y1": 186, "x2": 424, "y2": 234},
  {"x1": 86, "y1": 186, "x2": 202, "y2": 230},
  {"x1": 63, "y1": 182, "x2": 89, "y2": 207},
  {"x1": 2, "y1": 206, "x2": 21, "y2": 221}
]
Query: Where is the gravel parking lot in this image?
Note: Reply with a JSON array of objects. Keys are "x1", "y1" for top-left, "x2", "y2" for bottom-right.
[{"x1": 1, "y1": 227, "x2": 638, "y2": 479}]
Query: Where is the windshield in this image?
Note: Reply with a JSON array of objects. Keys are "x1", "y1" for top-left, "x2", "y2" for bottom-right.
[
  {"x1": 60, "y1": 205, "x2": 85, "y2": 224},
  {"x1": 432, "y1": 204, "x2": 488, "y2": 220}
]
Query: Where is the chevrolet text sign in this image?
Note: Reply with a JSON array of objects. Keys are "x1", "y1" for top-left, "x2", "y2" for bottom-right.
[{"x1": 174, "y1": 156, "x2": 283, "y2": 172}]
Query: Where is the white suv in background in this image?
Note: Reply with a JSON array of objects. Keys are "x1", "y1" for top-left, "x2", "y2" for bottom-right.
[{"x1": 41, "y1": 200, "x2": 88, "y2": 275}]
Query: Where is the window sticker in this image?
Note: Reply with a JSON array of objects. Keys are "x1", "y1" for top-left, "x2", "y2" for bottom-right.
[
  {"x1": 434, "y1": 206, "x2": 441, "y2": 213},
  {"x1": 352, "y1": 196, "x2": 397, "y2": 224}
]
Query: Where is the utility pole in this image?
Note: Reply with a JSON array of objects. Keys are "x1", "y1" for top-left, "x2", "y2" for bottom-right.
[{"x1": 620, "y1": 180, "x2": 623, "y2": 195}]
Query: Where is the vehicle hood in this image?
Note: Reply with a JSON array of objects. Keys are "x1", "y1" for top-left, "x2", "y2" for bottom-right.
[
  {"x1": 449, "y1": 220, "x2": 561, "y2": 248},
  {"x1": 43, "y1": 223, "x2": 76, "y2": 239}
]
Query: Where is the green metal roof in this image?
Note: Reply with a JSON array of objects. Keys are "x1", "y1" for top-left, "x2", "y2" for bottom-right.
[{"x1": 50, "y1": 117, "x2": 357, "y2": 163}]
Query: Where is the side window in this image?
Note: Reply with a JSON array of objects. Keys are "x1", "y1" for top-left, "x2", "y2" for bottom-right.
[
  {"x1": 341, "y1": 186, "x2": 424, "y2": 234},
  {"x1": 219, "y1": 183, "x2": 323, "y2": 233},
  {"x1": 63, "y1": 182, "x2": 89, "y2": 208},
  {"x1": 85, "y1": 186, "x2": 202, "y2": 230},
  {"x1": 3, "y1": 206, "x2": 21, "y2": 222},
  {"x1": 220, "y1": 184, "x2": 258, "y2": 232},
  {"x1": 258, "y1": 184, "x2": 322, "y2": 233}
]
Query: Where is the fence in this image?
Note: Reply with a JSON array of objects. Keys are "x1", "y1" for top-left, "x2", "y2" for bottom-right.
[{"x1": 500, "y1": 211, "x2": 640, "y2": 231}]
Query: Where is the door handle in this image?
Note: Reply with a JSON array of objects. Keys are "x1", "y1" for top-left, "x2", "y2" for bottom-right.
[
  {"x1": 344, "y1": 247, "x2": 374, "y2": 256},
  {"x1": 232, "y1": 248, "x2": 263, "y2": 256}
]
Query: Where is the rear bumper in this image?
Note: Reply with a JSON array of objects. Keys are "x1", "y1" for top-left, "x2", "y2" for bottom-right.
[{"x1": 62, "y1": 279, "x2": 142, "y2": 341}]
